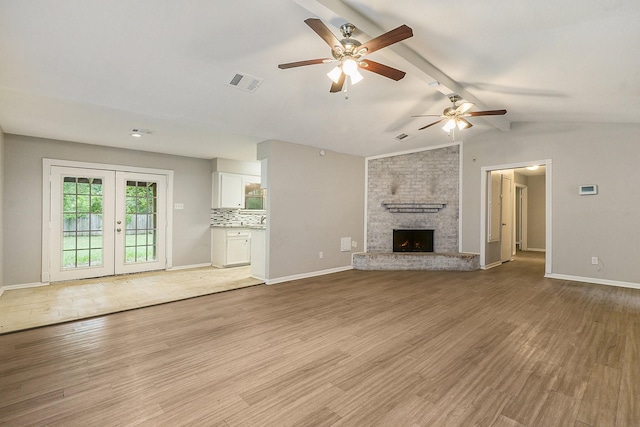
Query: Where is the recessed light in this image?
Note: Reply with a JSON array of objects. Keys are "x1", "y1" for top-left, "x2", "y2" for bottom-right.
[{"x1": 526, "y1": 165, "x2": 539, "y2": 171}]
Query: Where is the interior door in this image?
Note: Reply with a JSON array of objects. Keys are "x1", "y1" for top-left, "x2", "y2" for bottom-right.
[
  {"x1": 50, "y1": 167, "x2": 116, "y2": 281},
  {"x1": 114, "y1": 172, "x2": 167, "y2": 274},
  {"x1": 49, "y1": 167, "x2": 167, "y2": 281},
  {"x1": 501, "y1": 175, "x2": 513, "y2": 263}
]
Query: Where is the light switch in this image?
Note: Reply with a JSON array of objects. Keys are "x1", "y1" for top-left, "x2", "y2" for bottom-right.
[
  {"x1": 174, "y1": 203, "x2": 184, "y2": 210},
  {"x1": 341, "y1": 237, "x2": 352, "y2": 252}
]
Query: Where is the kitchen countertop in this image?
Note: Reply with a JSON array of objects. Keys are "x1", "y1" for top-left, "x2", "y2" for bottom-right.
[{"x1": 211, "y1": 224, "x2": 266, "y2": 230}]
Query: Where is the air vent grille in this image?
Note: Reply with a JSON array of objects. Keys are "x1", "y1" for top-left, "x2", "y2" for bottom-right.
[
  {"x1": 395, "y1": 133, "x2": 410, "y2": 141},
  {"x1": 227, "y1": 73, "x2": 263, "y2": 93}
]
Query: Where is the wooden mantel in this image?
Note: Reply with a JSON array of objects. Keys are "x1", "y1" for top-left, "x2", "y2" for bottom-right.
[{"x1": 381, "y1": 201, "x2": 446, "y2": 213}]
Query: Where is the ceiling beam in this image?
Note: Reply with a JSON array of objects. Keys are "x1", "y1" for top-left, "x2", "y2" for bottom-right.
[{"x1": 294, "y1": 0, "x2": 511, "y2": 132}]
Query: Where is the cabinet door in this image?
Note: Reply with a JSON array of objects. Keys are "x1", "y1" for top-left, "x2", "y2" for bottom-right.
[
  {"x1": 220, "y1": 173, "x2": 243, "y2": 208},
  {"x1": 226, "y1": 238, "x2": 250, "y2": 265}
]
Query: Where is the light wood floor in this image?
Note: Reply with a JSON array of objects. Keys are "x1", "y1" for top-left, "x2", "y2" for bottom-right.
[
  {"x1": 0, "y1": 266, "x2": 262, "y2": 334},
  {"x1": 1, "y1": 252, "x2": 639, "y2": 426}
]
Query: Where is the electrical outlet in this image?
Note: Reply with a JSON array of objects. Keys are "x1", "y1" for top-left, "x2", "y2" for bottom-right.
[
  {"x1": 319, "y1": 251, "x2": 323, "y2": 259},
  {"x1": 591, "y1": 257, "x2": 598, "y2": 265},
  {"x1": 352, "y1": 241, "x2": 357, "y2": 248}
]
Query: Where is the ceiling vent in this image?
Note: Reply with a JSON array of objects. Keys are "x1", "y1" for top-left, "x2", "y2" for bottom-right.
[
  {"x1": 395, "y1": 133, "x2": 411, "y2": 142},
  {"x1": 227, "y1": 73, "x2": 263, "y2": 93}
]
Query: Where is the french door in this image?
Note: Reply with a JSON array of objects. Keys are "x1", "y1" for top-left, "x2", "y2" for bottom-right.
[{"x1": 49, "y1": 166, "x2": 167, "y2": 282}]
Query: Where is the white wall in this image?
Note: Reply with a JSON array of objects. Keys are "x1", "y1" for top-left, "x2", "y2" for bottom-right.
[
  {"x1": 0, "y1": 128, "x2": 4, "y2": 289},
  {"x1": 258, "y1": 140, "x2": 365, "y2": 282},
  {"x1": 463, "y1": 122, "x2": 640, "y2": 284},
  {"x1": 4, "y1": 134, "x2": 213, "y2": 286}
]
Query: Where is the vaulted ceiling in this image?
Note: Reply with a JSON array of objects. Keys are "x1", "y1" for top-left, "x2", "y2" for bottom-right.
[{"x1": 1, "y1": 0, "x2": 638, "y2": 160}]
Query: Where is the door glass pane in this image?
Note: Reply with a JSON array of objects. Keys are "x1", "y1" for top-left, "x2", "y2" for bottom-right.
[
  {"x1": 61, "y1": 176, "x2": 104, "y2": 269},
  {"x1": 124, "y1": 180, "x2": 158, "y2": 264}
]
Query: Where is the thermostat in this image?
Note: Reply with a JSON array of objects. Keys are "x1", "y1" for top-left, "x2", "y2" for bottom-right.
[{"x1": 579, "y1": 185, "x2": 598, "y2": 195}]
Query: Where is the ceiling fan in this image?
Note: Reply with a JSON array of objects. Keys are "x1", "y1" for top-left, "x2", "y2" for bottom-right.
[
  {"x1": 278, "y1": 18, "x2": 413, "y2": 93},
  {"x1": 413, "y1": 94, "x2": 507, "y2": 132}
]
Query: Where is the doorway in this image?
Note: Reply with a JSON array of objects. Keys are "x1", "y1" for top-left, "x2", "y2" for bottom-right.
[
  {"x1": 43, "y1": 160, "x2": 172, "y2": 282},
  {"x1": 480, "y1": 160, "x2": 552, "y2": 275}
]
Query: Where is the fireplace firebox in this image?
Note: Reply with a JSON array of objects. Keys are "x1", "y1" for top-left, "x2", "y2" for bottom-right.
[{"x1": 393, "y1": 229, "x2": 434, "y2": 252}]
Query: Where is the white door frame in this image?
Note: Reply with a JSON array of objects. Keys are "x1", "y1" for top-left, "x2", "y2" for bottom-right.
[
  {"x1": 42, "y1": 159, "x2": 174, "y2": 282},
  {"x1": 480, "y1": 159, "x2": 552, "y2": 275}
]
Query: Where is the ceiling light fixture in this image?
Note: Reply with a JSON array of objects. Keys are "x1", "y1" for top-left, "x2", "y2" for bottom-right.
[
  {"x1": 526, "y1": 165, "x2": 540, "y2": 171},
  {"x1": 326, "y1": 57, "x2": 364, "y2": 86}
]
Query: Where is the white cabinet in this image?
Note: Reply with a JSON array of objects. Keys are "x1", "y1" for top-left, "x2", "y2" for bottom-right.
[
  {"x1": 213, "y1": 173, "x2": 243, "y2": 208},
  {"x1": 212, "y1": 228, "x2": 251, "y2": 267},
  {"x1": 226, "y1": 231, "x2": 251, "y2": 265},
  {"x1": 212, "y1": 172, "x2": 262, "y2": 209}
]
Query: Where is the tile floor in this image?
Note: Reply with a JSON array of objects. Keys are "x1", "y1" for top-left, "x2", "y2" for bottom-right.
[{"x1": 0, "y1": 266, "x2": 263, "y2": 334}]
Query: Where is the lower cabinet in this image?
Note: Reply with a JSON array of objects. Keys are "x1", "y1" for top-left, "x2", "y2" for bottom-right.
[{"x1": 212, "y1": 228, "x2": 251, "y2": 267}]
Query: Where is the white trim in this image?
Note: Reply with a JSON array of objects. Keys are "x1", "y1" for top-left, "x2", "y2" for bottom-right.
[
  {"x1": 458, "y1": 141, "x2": 464, "y2": 253},
  {"x1": 363, "y1": 154, "x2": 369, "y2": 253},
  {"x1": 265, "y1": 265, "x2": 353, "y2": 285},
  {"x1": 546, "y1": 273, "x2": 640, "y2": 290},
  {"x1": 525, "y1": 248, "x2": 546, "y2": 253},
  {"x1": 0, "y1": 282, "x2": 50, "y2": 298},
  {"x1": 482, "y1": 261, "x2": 502, "y2": 270},
  {"x1": 42, "y1": 158, "x2": 175, "y2": 281},
  {"x1": 167, "y1": 263, "x2": 213, "y2": 271}
]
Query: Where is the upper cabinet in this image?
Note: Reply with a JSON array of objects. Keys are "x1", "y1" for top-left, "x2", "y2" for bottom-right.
[{"x1": 213, "y1": 172, "x2": 265, "y2": 210}]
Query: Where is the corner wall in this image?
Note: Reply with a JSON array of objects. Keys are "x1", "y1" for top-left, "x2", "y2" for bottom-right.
[
  {"x1": 0, "y1": 128, "x2": 4, "y2": 290},
  {"x1": 4, "y1": 134, "x2": 213, "y2": 286},
  {"x1": 462, "y1": 122, "x2": 640, "y2": 285},
  {"x1": 258, "y1": 140, "x2": 365, "y2": 282}
]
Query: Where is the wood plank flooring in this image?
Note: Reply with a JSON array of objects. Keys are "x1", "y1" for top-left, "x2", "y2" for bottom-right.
[{"x1": 1, "y1": 252, "x2": 639, "y2": 426}]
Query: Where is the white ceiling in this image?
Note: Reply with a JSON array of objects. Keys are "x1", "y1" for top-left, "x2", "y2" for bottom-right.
[{"x1": 1, "y1": 0, "x2": 639, "y2": 160}]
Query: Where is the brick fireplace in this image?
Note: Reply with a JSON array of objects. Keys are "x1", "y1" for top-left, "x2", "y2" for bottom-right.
[{"x1": 354, "y1": 144, "x2": 479, "y2": 271}]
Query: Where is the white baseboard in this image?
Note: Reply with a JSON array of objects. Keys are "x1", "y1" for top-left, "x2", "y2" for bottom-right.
[
  {"x1": 545, "y1": 273, "x2": 640, "y2": 290},
  {"x1": 525, "y1": 248, "x2": 546, "y2": 252},
  {"x1": 167, "y1": 263, "x2": 214, "y2": 271},
  {"x1": 0, "y1": 282, "x2": 50, "y2": 298},
  {"x1": 482, "y1": 261, "x2": 502, "y2": 270},
  {"x1": 265, "y1": 265, "x2": 353, "y2": 285}
]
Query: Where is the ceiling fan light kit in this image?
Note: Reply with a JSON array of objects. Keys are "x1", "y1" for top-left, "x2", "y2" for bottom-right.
[
  {"x1": 413, "y1": 94, "x2": 507, "y2": 136},
  {"x1": 278, "y1": 18, "x2": 413, "y2": 94}
]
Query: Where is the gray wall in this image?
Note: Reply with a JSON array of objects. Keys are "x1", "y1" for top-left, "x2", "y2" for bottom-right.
[
  {"x1": 462, "y1": 122, "x2": 640, "y2": 284},
  {"x1": 258, "y1": 140, "x2": 365, "y2": 281},
  {"x1": 0, "y1": 128, "x2": 4, "y2": 289},
  {"x1": 4, "y1": 134, "x2": 212, "y2": 286},
  {"x1": 527, "y1": 174, "x2": 546, "y2": 250},
  {"x1": 367, "y1": 145, "x2": 460, "y2": 253}
]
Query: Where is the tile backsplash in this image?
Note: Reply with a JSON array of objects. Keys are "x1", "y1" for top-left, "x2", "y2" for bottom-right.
[{"x1": 211, "y1": 209, "x2": 266, "y2": 226}]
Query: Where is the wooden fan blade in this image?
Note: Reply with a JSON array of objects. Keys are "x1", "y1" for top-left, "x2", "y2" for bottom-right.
[
  {"x1": 465, "y1": 109, "x2": 507, "y2": 116},
  {"x1": 458, "y1": 117, "x2": 473, "y2": 129},
  {"x1": 411, "y1": 114, "x2": 443, "y2": 118},
  {"x1": 359, "y1": 60, "x2": 406, "y2": 81},
  {"x1": 330, "y1": 72, "x2": 346, "y2": 93},
  {"x1": 456, "y1": 102, "x2": 474, "y2": 114},
  {"x1": 278, "y1": 58, "x2": 333, "y2": 69},
  {"x1": 358, "y1": 24, "x2": 413, "y2": 55},
  {"x1": 418, "y1": 119, "x2": 444, "y2": 131},
  {"x1": 304, "y1": 18, "x2": 344, "y2": 50}
]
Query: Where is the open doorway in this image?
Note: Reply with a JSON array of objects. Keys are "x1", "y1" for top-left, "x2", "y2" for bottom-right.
[{"x1": 480, "y1": 160, "x2": 552, "y2": 275}]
